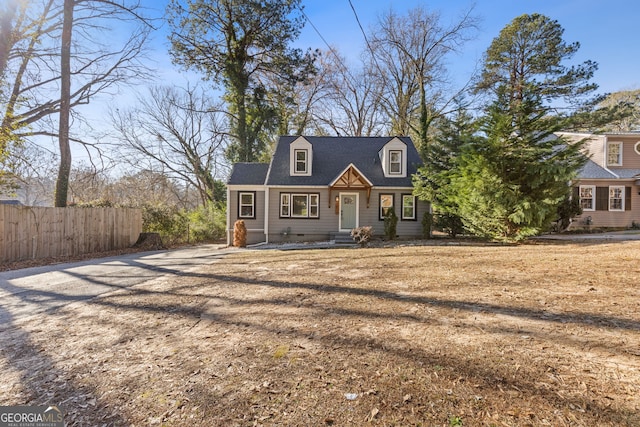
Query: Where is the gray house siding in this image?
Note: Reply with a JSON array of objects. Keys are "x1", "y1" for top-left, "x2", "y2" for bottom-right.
[
  {"x1": 267, "y1": 187, "x2": 335, "y2": 243},
  {"x1": 266, "y1": 187, "x2": 429, "y2": 243},
  {"x1": 227, "y1": 189, "x2": 266, "y2": 245}
]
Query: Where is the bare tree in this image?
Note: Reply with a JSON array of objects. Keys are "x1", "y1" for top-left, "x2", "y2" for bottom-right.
[
  {"x1": 1, "y1": 141, "x2": 58, "y2": 206},
  {"x1": 112, "y1": 85, "x2": 229, "y2": 206},
  {"x1": 0, "y1": 0, "x2": 153, "y2": 206},
  {"x1": 317, "y1": 51, "x2": 387, "y2": 137},
  {"x1": 367, "y1": 6, "x2": 478, "y2": 153}
]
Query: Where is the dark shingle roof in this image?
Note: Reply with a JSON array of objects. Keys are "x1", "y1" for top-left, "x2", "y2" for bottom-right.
[
  {"x1": 576, "y1": 159, "x2": 640, "y2": 180},
  {"x1": 227, "y1": 163, "x2": 269, "y2": 185},
  {"x1": 577, "y1": 159, "x2": 618, "y2": 179},
  {"x1": 265, "y1": 136, "x2": 421, "y2": 187}
]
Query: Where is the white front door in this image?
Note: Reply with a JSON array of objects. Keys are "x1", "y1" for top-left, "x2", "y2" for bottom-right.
[{"x1": 339, "y1": 193, "x2": 358, "y2": 231}]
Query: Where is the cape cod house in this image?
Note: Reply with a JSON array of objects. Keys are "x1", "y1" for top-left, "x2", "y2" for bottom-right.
[
  {"x1": 226, "y1": 136, "x2": 430, "y2": 245},
  {"x1": 560, "y1": 131, "x2": 640, "y2": 229}
]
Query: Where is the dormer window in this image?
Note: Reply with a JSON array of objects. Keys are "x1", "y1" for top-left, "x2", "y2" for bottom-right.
[
  {"x1": 295, "y1": 149, "x2": 308, "y2": 173},
  {"x1": 289, "y1": 136, "x2": 312, "y2": 176},
  {"x1": 379, "y1": 137, "x2": 407, "y2": 178},
  {"x1": 389, "y1": 150, "x2": 402, "y2": 174}
]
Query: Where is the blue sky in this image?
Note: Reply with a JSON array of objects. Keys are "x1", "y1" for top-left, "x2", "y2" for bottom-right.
[{"x1": 143, "y1": 0, "x2": 640, "y2": 95}]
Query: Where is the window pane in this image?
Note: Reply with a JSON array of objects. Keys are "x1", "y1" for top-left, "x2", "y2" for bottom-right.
[
  {"x1": 389, "y1": 151, "x2": 402, "y2": 174},
  {"x1": 241, "y1": 194, "x2": 253, "y2": 204},
  {"x1": 608, "y1": 143, "x2": 621, "y2": 165},
  {"x1": 295, "y1": 150, "x2": 307, "y2": 173},
  {"x1": 292, "y1": 195, "x2": 308, "y2": 216},
  {"x1": 580, "y1": 187, "x2": 594, "y2": 210},
  {"x1": 280, "y1": 194, "x2": 290, "y2": 217},
  {"x1": 241, "y1": 206, "x2": 253, "y2": 217},
  {"x1": 309, "y1": 194, "x2": 319, "y2": 217},
  {"x1": 380, "y1": 194, "x2": 393, "y2": 217},
  {"x1": 402, "y1": 195, "x2": 415, "y2": 219},
  {"x1": 609, "y1": 186, "x2": 624, "y2": 210}
]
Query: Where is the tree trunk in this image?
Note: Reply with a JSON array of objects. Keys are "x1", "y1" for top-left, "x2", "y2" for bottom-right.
[{"x1": 55, "y1": 0, "x2": 74, "y2": 207}]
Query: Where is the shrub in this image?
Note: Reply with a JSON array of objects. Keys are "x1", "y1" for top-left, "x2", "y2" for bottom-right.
[
  {"x1": 142, "y1": 204, "x2": 189, "y2": 246},
  {"x1": 142, "y1": 202, "x2": 227, "y2": 246},
  {"x1": 187, "y1": 202, "x2": 226, "y2": 243},
  {"x1": 351, "y1": 226, "x2": 373, "y2": 246},
  {"x1": 383, "y1": 208, "x2": 398, "y2": 240}
]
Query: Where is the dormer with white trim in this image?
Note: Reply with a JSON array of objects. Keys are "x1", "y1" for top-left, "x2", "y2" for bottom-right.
[
  {"x1": 289, "y1": 136, "x2": 312, "y2": 176},
  {"x1": 379, "y1": 137, "x2": 407, "y2": 178}
]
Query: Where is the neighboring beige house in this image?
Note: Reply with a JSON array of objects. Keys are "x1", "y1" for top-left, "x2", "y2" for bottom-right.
[
  {"x1": 226, "y1": 136, "x2": 429, "y2": 245},
  {"x1": 560, "y1": 132, "x2": 640, "y2": 229}
]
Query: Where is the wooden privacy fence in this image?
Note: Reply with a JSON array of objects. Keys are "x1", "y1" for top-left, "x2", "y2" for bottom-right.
[{"x1": 0, "y1": 206, "x2": 143, "y2": 263}]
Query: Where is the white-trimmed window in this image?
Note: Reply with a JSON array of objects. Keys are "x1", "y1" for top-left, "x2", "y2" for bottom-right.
[
  {"x1": 607, "y1": 142, "x2": 622, "y2": 166},
  {"x1": 609, "y1": 186, "x2": 624, "y2": 211},
  {"x1": 389, "y1": 150, "x2": 403, "y2": 175},
  {"x1": 238, "y1": 192, "x2": 255, "y2": 219},
  {"x1": 280, "y1": 193, "x2": 290, "y2": 217},
  {"x1": 401, "y1": 194, "x2": 416, "y2": 220},
  {"x1": 280, "y1": 193, "x2": 319, "y2": 218},
  {"x1": 634, "y1": 141, "x2": 640, "y2": 155},
  {"x1": 294, "y1": 149, "x2": 308, "y2": 174},
  {"x1": 579, "y1": 185, "x2": 595, "y2": 211},
  {"x1": 379, "y1": 194, "x2": 394, "y2": 220}
]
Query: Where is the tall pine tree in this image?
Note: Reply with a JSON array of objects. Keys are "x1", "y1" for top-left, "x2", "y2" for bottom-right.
[{"x1": 449, "y1": 14, "x2": 591, "y2": 241}]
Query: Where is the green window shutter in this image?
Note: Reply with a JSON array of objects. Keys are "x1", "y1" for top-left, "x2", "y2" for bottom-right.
[
  {"x1": 626, "y1": 187, "x2": 632, "y2": 211},
  {"x1": 595, "y1": 187, "x2": 608, "y2": 211},
  {"x1": 572, "y1": 186, "x2": 579, "y2": 199}
]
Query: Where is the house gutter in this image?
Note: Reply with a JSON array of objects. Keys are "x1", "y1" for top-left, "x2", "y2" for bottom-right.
[
  {"x1": 226, "y1": 186, "x2": 231, "y2": 246},
  {"x1": 264, "y1": 186, "x2": 270, "y2": 243}
]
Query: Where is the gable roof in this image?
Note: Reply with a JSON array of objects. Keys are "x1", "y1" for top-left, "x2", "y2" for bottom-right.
[
  {"x1": 227, "y1": 162, "x2": 269, "y2": 185},
  {"x1": 265, "y1": 136, "x2": 421, "y2": 187}
]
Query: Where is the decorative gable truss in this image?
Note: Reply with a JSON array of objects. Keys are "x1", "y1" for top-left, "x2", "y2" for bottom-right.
[{"x1": 328, "y1": 163, "x2": 373, "y2": 207}]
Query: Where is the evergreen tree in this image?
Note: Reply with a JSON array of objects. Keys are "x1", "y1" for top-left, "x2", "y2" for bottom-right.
[
  {"x1": 446, "y1": 14, "x2": 593, "y2": 241},
  {"x1": 168, "y1": 0, "x2": 317, "y2": 164},
  {"x1": 413, "y1": 101, "x2": 476, "y2": 237},
  {"x1": 451, "y1": 93, "x2": 586, "y2": 241}
]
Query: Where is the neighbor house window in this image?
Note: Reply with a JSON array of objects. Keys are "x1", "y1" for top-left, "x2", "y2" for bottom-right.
[
  {"x1": 294, "y1": 149, "x2": 308, "y2": 173},
  {"x1": 280, "y1": 193, "x2": 319, "y2": 218},
  {"x1": 607, "y1": 142, "x2": 622, "y2": 166},
  {"x1": 609, "y1": 186, "x2": 624, "y2": 211},
  {"x1": 389, "y1": 150, "x2": 402, "y2": 174},
  {"x1": 379, "y1": 194, "x2": 394, "y2": 220},
  {"x1": 238, "y1": 192, "x2": 255, "y2": 219},
  {"x1": 401, "y1": 194, "x2": 416, "y2": 220},
  {"x1": 579, "y1": 185, "x2": 595, "y2": 211}
]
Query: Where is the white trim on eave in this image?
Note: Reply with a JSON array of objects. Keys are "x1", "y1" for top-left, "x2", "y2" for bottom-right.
[{"x1": 227, "y1": 184, "x2": 267, "y2": 191}]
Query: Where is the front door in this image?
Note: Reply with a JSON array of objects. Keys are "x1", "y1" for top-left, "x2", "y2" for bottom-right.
[{"x1": 340, "y1": 193, "x2": 358, "y2": 231}]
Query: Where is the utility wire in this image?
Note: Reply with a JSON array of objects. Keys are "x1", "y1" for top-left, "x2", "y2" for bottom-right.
[{"x1": 299, "y1": 6, "x2": 351, "y2": 77}]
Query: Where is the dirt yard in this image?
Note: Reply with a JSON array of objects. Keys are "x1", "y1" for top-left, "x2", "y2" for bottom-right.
[{"x1": 1, "y1": 240, "x2": 639, "y2": 426}]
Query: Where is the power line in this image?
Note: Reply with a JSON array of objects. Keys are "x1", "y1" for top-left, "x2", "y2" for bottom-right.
[{"x1": 298, "y1": 7, "x2": 350, "y2": 76}]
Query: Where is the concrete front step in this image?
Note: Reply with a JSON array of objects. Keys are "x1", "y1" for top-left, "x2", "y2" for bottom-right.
[{"x1": 331, "y1": 232, "x2": 356, "y2": 245}]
